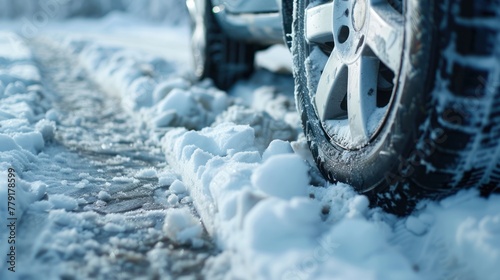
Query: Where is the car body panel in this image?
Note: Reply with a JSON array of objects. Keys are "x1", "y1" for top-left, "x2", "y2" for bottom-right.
[
  {"x1": 209, "y1": 0, "x2": 284, "y2": 45},
  {"x1": 212, "y1": 0, "x2": 279, "y2": 14}
]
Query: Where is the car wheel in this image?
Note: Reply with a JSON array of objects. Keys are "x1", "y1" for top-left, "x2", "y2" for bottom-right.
[
  {"x1": 292, "y1": 0, "x2": 500, "y2": 215},
  {"x1": 189, "y1": 0, "x2": 257, "y2": 90}
]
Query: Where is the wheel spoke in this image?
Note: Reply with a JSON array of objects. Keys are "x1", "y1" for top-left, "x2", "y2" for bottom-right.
[
  {"x1": 305, "y1": 2, "x2": 334, "y2": 44},
  {"x1": 347, "y1": 55, "x2": 380, "y2": 145},
  {"x1": 315, "y1": 52, "x2": 348, "y2": 121},
  {"x1": 366, "y1": 1, "x2": 404, "y2": 72}
]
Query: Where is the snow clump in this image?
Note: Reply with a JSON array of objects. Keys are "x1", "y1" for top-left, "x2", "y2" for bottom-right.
[{"x1": 163, "y1": 207, "x2": 204, "y2": 248}]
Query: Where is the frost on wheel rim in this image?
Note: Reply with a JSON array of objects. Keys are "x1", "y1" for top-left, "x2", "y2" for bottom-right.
[
  {"x1": 305, "y1": 0, "x2": 403, "y2": 149},
  {"x1": 293, "y1": 0, "x2": 500, "y2": 215}
]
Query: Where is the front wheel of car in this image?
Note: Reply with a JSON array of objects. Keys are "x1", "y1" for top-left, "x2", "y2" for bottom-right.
[
  {"x1": 189, "y1": 0, "x2": 257, "y2": 90},
  {"x1": 292, "y1": 0, "x2": 500, "y2": 215}
]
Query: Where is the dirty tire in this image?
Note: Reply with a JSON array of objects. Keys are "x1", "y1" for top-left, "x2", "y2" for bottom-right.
[{"x1": 292, "y1": 0, "x2": 500, "y2": 215}]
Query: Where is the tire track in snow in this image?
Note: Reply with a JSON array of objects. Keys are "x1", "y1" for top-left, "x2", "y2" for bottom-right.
[
  {"x1": 8, "y1": 38, "x2": 215, "y2": 279},
  {"x1": 31, "y1": 38, "x2": 166, "y2": 212}
]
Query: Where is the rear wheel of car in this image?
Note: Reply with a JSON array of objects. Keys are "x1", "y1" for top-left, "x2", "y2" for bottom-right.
[
  {"x1": 291, "y1": 0, "x2": 500, "y2": 215},
  {"x1": 190, "y1": 0, "x2": 257, "y2": 90}
]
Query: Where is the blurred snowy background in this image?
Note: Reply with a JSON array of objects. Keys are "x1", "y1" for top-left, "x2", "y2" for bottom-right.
[{"x1": 0, "y1": 0, "x2": 188, "y2": 23}]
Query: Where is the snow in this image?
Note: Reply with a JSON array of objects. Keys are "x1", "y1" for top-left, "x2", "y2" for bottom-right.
[
  {"x1": 97, "y1": 190, "x2": 112, "y2": 202},
  {"x1": 261, "y1": 139, "x2": 294, "y2": 161},
  {"x1": 163, "y1": 207, "x2": 204, "y2": 247},
  {"x1": 170, "y1": 180, "x2": 187, "y2": 195},
  {"x1": 0, "y1": 5, "x2": 499, "y2": 280},
  {"x1": 0, "y1": 33, "x2": 51, "y2": 274},
  {"x1": 161, "y1": 117, "x2": 422, "y2": 279},
  {"x1": 48, "y1": 194, "x2": 79, "y2": 211},
  {"x1": 158, "y1": 170, "x2": 178, "y2": 187},
  {"x1": 251, "y1": 154, "x2": 309, "y2": 199},
  {"x1": 135, "y1": 167, "x2": 158, "y2": 179},
  {"x1": 0, "y1": 134, "x2": 22, "y2": 152}
]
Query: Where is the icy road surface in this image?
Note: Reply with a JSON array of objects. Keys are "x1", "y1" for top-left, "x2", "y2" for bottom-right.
[
  {"x1": 1, "y1": 15, "x2": 500, "y2": 280},
  {"x1": 1, "y1": 35, "x2": 214, "y2": 278}
]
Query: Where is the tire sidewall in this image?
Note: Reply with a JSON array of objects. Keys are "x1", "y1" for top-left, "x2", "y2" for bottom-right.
[{"x1": 293, "y1": 0, "x2": 437, "y2": 191}]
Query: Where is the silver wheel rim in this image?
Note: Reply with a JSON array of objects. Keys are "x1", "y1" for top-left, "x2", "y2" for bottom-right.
[{"x1": 305, "y1": 0, "x2": 404, "y2": 149}]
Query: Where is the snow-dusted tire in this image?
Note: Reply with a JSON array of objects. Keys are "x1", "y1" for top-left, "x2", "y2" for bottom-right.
[
  {"x1": 189, "y1": 0, "x2": 257, "y2": 90},
  {"x1": 292, "y1": 0, "x2": 500, "y2": 215}
]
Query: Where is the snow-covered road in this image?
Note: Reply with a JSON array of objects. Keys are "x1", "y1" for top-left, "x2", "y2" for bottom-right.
[
  {"x1": 1, "y1": 11, "x2": 500, "y2": 280},
  {"x1": 1, "y1": 35, "x2": 214, "y2": 279}
]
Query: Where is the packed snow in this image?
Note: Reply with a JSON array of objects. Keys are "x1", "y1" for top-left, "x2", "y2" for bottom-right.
[{"x1": 0, "y1": 2, "x2": 499, "y2": 280}]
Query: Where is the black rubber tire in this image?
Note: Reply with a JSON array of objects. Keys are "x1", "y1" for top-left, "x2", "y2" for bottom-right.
[
  {"x1": 190, "y1": 0, "x2": 257, "y2": 90},
  {"x1": 292, "y1": 0, "x2": 500, "y2": 215},
  {"x1": 281, "y1": 0, "x2": 294, "y2": 50}
]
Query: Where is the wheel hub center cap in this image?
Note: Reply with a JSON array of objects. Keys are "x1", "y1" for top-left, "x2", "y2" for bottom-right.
[{"x1": 352, "y1": 0, "x2": 367, "y2": 31}]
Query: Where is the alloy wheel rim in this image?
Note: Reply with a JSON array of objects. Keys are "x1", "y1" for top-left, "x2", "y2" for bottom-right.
[{"x1": 304, "y1": 0, "x2": 405, "y2": 149}]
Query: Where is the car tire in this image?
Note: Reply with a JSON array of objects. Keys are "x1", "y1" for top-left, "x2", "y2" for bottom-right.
[
  {"x1": 190, "y1": 0, "x2": 257, "y2": 90},
  {"x1": 292, "y1": 0, "x2": 500, "y2": 215}
]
